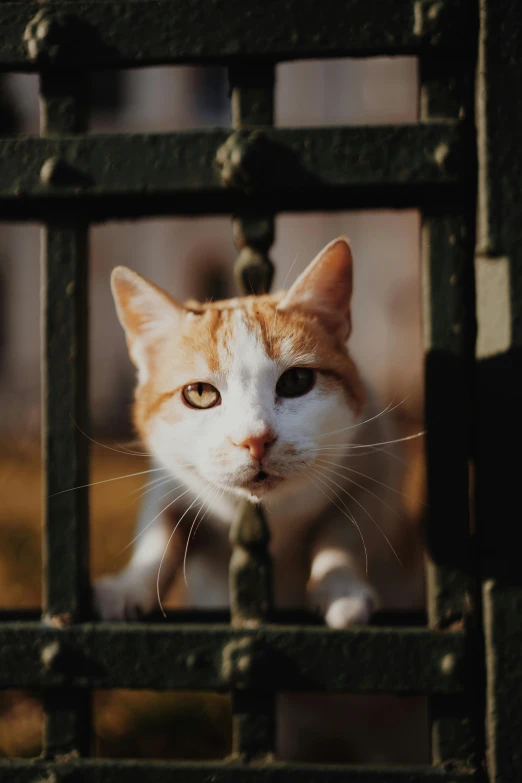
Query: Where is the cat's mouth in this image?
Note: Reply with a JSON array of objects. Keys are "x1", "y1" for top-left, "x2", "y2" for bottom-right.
[{"x1": 239, "y1": 468, "x2": 283, "y2": 496}]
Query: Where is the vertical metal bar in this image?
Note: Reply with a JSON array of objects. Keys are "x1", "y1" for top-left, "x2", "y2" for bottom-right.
[
  {"x1": 227, "y1": 63, "x2": 276, "y2": 763},
  {"x1": 419, "y1": 49, "x2": 483, "y2": 769},
  {"x1": 40, "y1": 68, "x2": 91, "y2": 758},
  {"x1": 229, "y1": 503, "x2": 274, "y2": 761},
  {"x1": 476, "y1": 2, "x2": 522, "y2": 780},
  {"x1": 230, "y1": 63, "x2": 275, "y2": 127}
]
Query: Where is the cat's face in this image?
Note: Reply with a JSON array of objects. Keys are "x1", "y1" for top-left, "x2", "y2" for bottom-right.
[{"x1": 112, "y1": 238, "x2": 365, "y2": 500}]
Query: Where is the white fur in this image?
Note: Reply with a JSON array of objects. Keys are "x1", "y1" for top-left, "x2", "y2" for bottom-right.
[{"x1": 147, "y1": 309, "x2": 355, "y2": 505}]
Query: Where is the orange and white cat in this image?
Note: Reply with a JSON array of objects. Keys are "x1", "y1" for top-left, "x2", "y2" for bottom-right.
[{"x1": 94, "y1": 238, "x2": 426, "y2": 762}]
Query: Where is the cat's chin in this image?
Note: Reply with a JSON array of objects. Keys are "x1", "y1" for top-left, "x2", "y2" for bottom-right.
[{"x1": 233, "y1": 471, "x2": 285, "y2": 500}]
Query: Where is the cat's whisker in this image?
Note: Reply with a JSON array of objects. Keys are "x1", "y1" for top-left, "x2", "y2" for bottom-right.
[
  {"x1": 182, "y1": 500, "x2": 208, "y2": 588},
  {"x1": 311, "y1": 444, "x2": 402, "y2": 452},
  {"x1": 310, "y1": 466, "x2": 403, "y2": 568},
  {"x1": 309, "y1": 443, "x2": 378, "y2": 457},
  {"x1": 314, "y1": 460, "x2": 404, "y2": 520},
  {"x1": 315, "y1": 458, "x2": 409, "y2": 499},
  {"x1": 317, "y1": 395, "x2": 408, "y2": 439},
  {"x1": 369, "y1": 445, "x2": 408, "y2": 466},
  {"x1": 308, "y1": 446, "x2": 406, "y2": 464},
  {"x1": 310, "y1": 430, "x2": 426, "y2": 451},
  {"x1": 317, "y1": 458, "x2": 430, "y2": 514},
  {"x1": 182, "y1": 484, "x2": 220, "y2": 587},
  {"x1": 191, "y1": 485, "x2": 226, "y2": 545},
  {"x1": 313, "y1": 441, "x2": 408, "y2": 458},
  {"x1": 306, "y1": 471, "x2": 369, "y2": 576},
  {"x1": 49, "y1": 466, "x2": 169, "y2": 498},
  {"x1": 130, "y1": 474, "x2": 172, "y2": 499},
  {"x1": 157, "y1": 490, "x2": 205, "y2": 618},
  {"x1": 72, "y1": 415, "x2": 198, "y2": 464},
  {"x1": 70, "y1": 415, "x2": 156, "y2": 457},
  {"x1": 136, "y1": 481, "x2": 188, "y2": 516},
  {"x1": 269, "y1": 252, "x2": 299, "y2": 351},
  {"x1": 119, "y1": 486, "x2": 191, "y2": 554}
]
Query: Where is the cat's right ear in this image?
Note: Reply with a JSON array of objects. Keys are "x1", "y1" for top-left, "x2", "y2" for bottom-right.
[
  {"x1": 278, "y1": 237, "x2": 353, "y2": 339},
  {"x1": 111, "y1": 266, "x2": 183, "y2": 382}
]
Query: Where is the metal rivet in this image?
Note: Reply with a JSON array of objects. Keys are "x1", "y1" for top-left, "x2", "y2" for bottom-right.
[
  {"x1": 428, "y1": 0, "x2": 443, "y2": 21},
  {"x1": 440, "y1": 652, "x2": 456, "y2": 675},
  {"x1": 230, "y1": 146, "x2": 243, "y2": 167},
  {"x1": 41, "y1": 641, "x2": 61, "y2": 671},
  {"x1": 34, "y1": 773, "x2": 57, "y2": 783},
  {"x1": 26, "y1": 38, "x2": 38, "y2": 60},
  {"x1": 434, "y1": 143, "x2": 449, "y2": 167},
  {"x1": 40, "y1": 157, "x2": 64, "y2": 186},
  {"x1": 23, "y1": 9, "x2": 79, "y2": 64},
  {"x1": 222, "y1": 636, "x2": 256, "y2": 686},
  {"x1": 36, "y1": 20, "x2": 51, "y2": 41},
  {"x1": 236, "y1": 653, "x2": 252, "y2": 675}
]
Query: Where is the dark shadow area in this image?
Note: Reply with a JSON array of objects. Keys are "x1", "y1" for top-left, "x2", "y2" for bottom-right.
[{"x1": 475, "y1": 346, "x2": 522, "y2": 584}]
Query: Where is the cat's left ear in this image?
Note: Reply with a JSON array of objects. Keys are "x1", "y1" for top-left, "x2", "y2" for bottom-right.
[
  {"x1": 111, "y1": 266, "x2": 183, "y2": 382},
  {"x1": 278, "y1": 237, "x2": 353, "y2": 339}
]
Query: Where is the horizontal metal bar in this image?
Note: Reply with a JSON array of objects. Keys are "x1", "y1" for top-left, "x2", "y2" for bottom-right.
[
  {"x1": 0, "y1": 123, "x2": 470, "y2": 219},
  {"x1": 0, "y1": 607, "x2": 429, "y2": 625},
  {"x1": 0, "y1": 759, "x2": 478, "y2": 782},
  {"x1": 0, "y1": 622, "x2": 464, "y2": 694},
  {"x1": 0, "y1": 0, "x2": 474, "y2": 72}
]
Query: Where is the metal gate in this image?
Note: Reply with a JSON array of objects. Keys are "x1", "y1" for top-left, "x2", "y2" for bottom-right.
[{"x1": 0, "y1": 1, "x2": 520, "y2": 780}]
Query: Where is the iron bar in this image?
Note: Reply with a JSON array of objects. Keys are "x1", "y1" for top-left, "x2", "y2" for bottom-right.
[{"x1": 40, "y1": 67, "x2": 92, "y2": 758}]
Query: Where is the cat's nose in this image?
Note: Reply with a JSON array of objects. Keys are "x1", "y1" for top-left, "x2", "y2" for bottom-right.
[{"x1": 237, "y1": 432, "x2": 276, "y2": 461}]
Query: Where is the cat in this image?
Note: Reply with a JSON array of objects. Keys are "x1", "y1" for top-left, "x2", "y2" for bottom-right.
[{"x1": 94, "y1": 237, "x2": 427, "y2": 762}]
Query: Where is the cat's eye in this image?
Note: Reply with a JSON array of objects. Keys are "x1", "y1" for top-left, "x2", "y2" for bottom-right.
[
  {"x1": 276, "y1": 368, "x2": 315, "y2": 398},
  {"x1": 182, "y1": 382, "x2": 221, "y2": 409}
]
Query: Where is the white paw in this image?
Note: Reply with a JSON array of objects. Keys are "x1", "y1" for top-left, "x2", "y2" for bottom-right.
[
  {"x1": 93, "y1": 571, "x2": 158, "y2": 620},
  {"x1": 325, "y1": 588, "x2": 376, "y2": 629}
]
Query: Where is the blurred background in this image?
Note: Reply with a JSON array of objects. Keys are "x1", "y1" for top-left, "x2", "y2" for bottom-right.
[{"x1": 0, "y1": 58, "x2": 425, "y2": 760}]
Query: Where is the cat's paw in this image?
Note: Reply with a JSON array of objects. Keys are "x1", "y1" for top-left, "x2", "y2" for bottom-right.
[
  {"x1": 324, "y1": 587, "x2": 377, "y2": 629},
  {"x1": 93, "y1": 572, "x2": 158, "y2": 621}
]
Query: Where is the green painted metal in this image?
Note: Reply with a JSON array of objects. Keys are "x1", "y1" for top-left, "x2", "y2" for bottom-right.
[
  {"x1": 475, "y1": 2, "x2": 522, "y2": 781},
  {"x1": 228, "y1": 506, "x2": 275, "y2": 758},
  {"x1": 40, "y1": 69, "x2": 90, "y2": 136},
  {"x1": 0, "y1": 759, "x2": 479, "y2": 782},
  {"x1": 40, "y1": 67, "x2": 92, "y2": 759},
  {"x1": 0, "y1": 0, "x2": 509, "y2": 775},
  {"x1": 422, "y1": 212, "x2": 482, "y2": 770},
  {"x1": 230, "y1": 64, "x2": 275, "y2": 128},
  {"x1": 0, "y1": 124, "x2": 469, "y2": 220},
  {"x1": 228, "y1": 64, "x2": 277, "y2": 762},
  {"x1": 0, "y1": 0, "x2": 473, "y2": 72},
  {"x1": 229, "y1": 504, "x2": 274, "y2": 625},
  {"x1": 233, "y1": 216, "x2": 275, "y2": 295},
  {"x1": 423, "y1": 214, "x2": 476, "y2": 623},
  {"x1": 420, "y1": 30, "x2": 482, "y2": 768},
  {"x1": 42, "y1": 225, "x2": 90, "y2": 623},
  {"x1": 0, "y1": 623, "x2": 465, "y2": 694}
]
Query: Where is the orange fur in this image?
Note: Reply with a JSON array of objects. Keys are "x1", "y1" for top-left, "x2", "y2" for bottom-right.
[{"x1": 132, "y1": 294, "x2": 365, "y2": 437}]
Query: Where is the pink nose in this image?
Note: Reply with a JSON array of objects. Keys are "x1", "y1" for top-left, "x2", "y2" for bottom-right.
[{"x1": 237, "y1": 432, "x2": 276, "y2": 461}]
